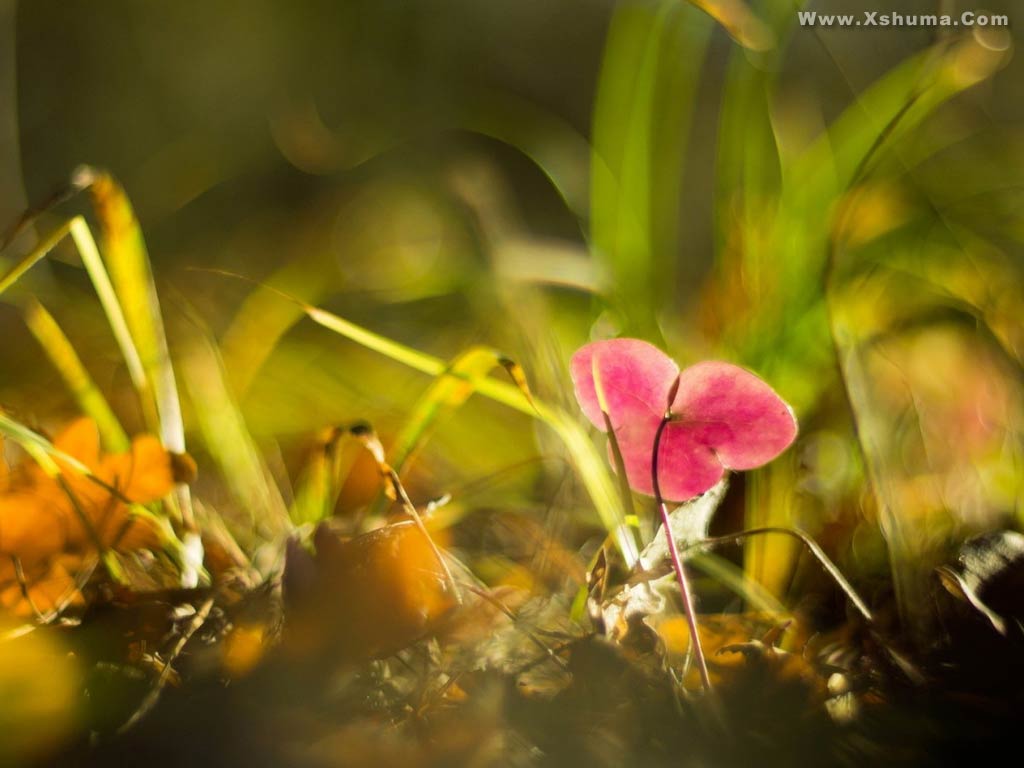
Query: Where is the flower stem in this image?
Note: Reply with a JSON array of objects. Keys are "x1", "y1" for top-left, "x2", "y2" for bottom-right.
[{"x1": 651, "y1": 414, "x2": 712, "y2": 694}]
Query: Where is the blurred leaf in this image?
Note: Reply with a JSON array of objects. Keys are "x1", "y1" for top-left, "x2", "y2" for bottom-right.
[
  {"x1": 688, "y1": 0, "x2": 773, "y2": 51},
  {"x1": 220, "y1": 262, "x2": 329, "y2": 398},
  {"x1": 283, "y1": 520, "x2": 457, "y2": 660}
]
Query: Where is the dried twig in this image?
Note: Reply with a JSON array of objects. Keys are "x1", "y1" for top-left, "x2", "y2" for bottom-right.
[{"x1": 117, "y1": 596, "x2": 215, "y2": 734}]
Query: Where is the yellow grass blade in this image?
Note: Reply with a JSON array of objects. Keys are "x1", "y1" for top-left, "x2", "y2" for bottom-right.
[
  {"x1": 77, "y1": 169, "x2": 201, "y2": 584},
  {"x1": 0, "y1": 212, "x2": 151, "y2": 421},
  {"x1": 68, "y1": 216, "x2": 151, "y2": 401},
  {"x1": 79, "y1": 168, "x2": 184, "y2": 456},
  {"x1": 0, "y1": 412, "x2": 74, "y2": 477},
  {"x1": 390, "y1": 345, "x2": 534, "y2": 476}
]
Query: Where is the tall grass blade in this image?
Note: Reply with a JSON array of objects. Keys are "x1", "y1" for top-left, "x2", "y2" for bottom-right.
[
  {"x1": 79, "y1": 169, "x2": 185, "y2": 456},
  {"x1": 713, "y1": 30, "x2": 1010, "y2": 606},
  {"x1": 76, "y1": 168, "x2": 202, "y2": 584},
  {"x1": 68, "y1": 217, "x2": 152, "y2": 404},
  {"x1": 590, "y1": 0, "x2": 711, "y2": 336}
]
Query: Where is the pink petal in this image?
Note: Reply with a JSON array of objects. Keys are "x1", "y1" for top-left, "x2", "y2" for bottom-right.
[
  {"x1": 570, "y1": 339, "x2": 679, "y2": 431},
  {"x1": 603, "y1": 411, "x2": 660, "y2": 495},
  {"x1": 671, "y1": 361, "x2": 798, "y2": 471},
  {"x1": 570, "y1": 341, "x2": 798, "y2": 503},
  {"x1": 612, "y1": 418, "x2": 725, "y2": 499}
]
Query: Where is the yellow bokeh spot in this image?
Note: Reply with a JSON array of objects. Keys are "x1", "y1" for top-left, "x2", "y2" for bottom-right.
[{"x1": 0, "y1": 628, "x2": 80, "y2": 764}]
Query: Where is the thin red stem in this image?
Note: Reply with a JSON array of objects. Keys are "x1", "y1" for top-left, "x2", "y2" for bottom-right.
[{"x1": 652, "y1": 414, "x2": 712, "y2": 693}]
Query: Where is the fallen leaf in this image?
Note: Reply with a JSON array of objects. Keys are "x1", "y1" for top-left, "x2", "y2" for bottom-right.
[{"x1": 0, "y1": 418, "x2": 180, "y2": 617}]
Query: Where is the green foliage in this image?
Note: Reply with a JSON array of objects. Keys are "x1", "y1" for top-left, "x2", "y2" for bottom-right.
[{"x1": 590, "y1": 0, "x2": 711, "y2": 338}]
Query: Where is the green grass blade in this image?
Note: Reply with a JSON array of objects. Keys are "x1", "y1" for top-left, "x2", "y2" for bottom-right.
[
  {"x1": 0, "y1": 411, "x2": 76, "y2": 477},
  {"x1": 0, "y1": 219, "x2": 74, "y2": 296},
  {"x1": 24, "y1": 297, "x2": 129, "y2": 452},
  {"x1": 69, "y1": 216, "x2": 151, "y2": 403},
  {"x1": 0, "y1": 211, "x2": 147, "y2": 430},
  {"x1": 590, "y1": 0, "x2": 711, "y2": 336},
  {"x1": 361, "y1": 345, "x2": 539, "y2": 521},
  {"x1": 301, "y1": 299, "x2": 638, "y2": 563},
  {"x1": 390, "y1": 345, "x2": 530, "y2": 476},
  {"x1": 306, "y1": 305, "x2": 447, "y2": 378},
  {"x1": 204, "y1": 271, "x2": 639, "y2": 561},
  {"x1": 181, "y1": 331, "x2": 290, "y2": 542},
  {"x1": 0, "y1": 214, "x2": 150, "y2": 408},
  {"x1": 712, "y1": 30, "x2": 1010, "y2": 604},
  {"x1": 0, "y1": 211, "x2": 184, "y2": 547}
]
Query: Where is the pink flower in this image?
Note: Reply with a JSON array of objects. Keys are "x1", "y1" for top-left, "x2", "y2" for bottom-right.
[{"x1": 571, "y1": 339, "x2": 798, "y2": 501}]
